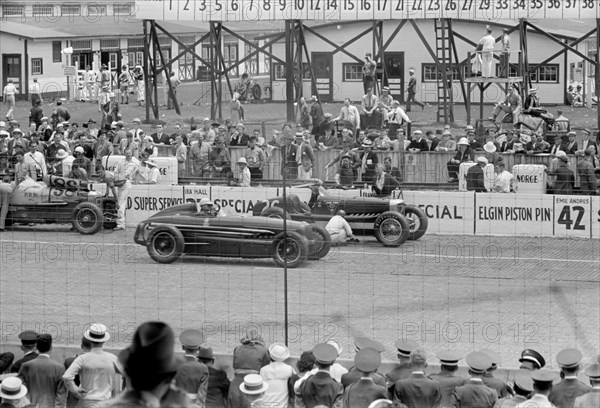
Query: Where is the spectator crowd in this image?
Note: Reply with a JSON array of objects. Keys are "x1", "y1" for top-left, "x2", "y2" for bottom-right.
[{"x1": 1, "y1": 324, "x2": 599, "y2": 408}]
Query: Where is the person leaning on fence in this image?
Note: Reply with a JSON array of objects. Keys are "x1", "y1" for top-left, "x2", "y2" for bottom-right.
[
  {"x1": 447, "y1": 137, "x2": 475, "y2": 182},
  {"x1": 387, "y1": 100, "x2": 411, "y2": 140},
  {"x1": 544, "y1": 153, "x2": 574, "y2": 195},
  {"x1": 466, "y1": 157, "x2": 489, "y2": 193}
]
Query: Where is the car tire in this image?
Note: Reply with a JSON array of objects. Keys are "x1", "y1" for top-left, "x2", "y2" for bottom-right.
[
  {"x1": 252, "y1": 83, "x2": 262, "y2": 101},
  {"x1": 308, "y1": 225, "x2": 332, "y2": 260},
  {"x1": 373, "y1": 211, "x2": 409, "y2": 247},
  {"x1": 404, "y1": 205, "x2": 428, "y2": 241},
  {"x1": 147, "y1": 226, "x2": 184, "y2": 264},
  {"x1": 261, "y1": 207, "x2": 291, "y2": 220},
  {"x1": 72, "y1": 203, "x2": 104, "y2": 235},
  {"x1": 272, "y1": 231, "x2": 307, "y2": 268}
]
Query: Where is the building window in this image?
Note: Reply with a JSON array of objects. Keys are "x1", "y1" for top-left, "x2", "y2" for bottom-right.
[
  {"x1": 422, "y1": 64, "x2": 467, "y2": 82},
  {"x1": 113, "y1": 3, "x2": 134, "y2": 15},
  {"x1": 71, "y1": 40, "x2": 92, "y2": 51},
  {"x1": 224, "y1": 43, "x2": 239, "y2": 77},
  {"x1": 31, "y1": 59, "x2": 43, "y2": 75},
  {"x1": 343, "y1": 63, "x2": 363, "y2": 82},
  {"x1": 100, "y1": 39, "x2": 120, "y2": 49},
  {"x1": 536, "y1": 65, "x2": 559, "y2": 83},
  {"x1": 86, "y1": 4, "x2": 108, "y2": 16},
  {"x1": 61, "y1": 4, "x2": 81, "y2": 15},
  {"x1": 52, "y1": 42, "x2": 62, "y2": 63},
  {"x1": 495, "y1": 64, "x2": 519, "y2": 77},
  {"x1": 2, "y1": 3, "x2": 24, "y2": 16},
  {"x1": 128, "y1": 52, "x2": 143, "y2": 68},
  {"x1": 273, "y1": 63, "x2": 285, "y2": 80},
  {"x1": 32, "y1": 4, "x2": 55, "y2": 16}
]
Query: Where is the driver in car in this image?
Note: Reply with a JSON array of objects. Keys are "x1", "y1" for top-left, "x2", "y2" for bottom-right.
[
  {"x1": 198, "y1": 198, "x2": 221, "y2": 217},
  {"x1": 334, "y1": 155, "x2": 355, "y2": 189}
]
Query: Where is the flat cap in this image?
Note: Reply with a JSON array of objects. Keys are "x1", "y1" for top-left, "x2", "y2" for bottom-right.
[
  {"x1": 197, "y1": 347, "x2": 214, "y2": 360},
  {"x1": 513, "y1": 369, "x2": 534, "y2": 393},
  {"x1": 519, "y1": 349, "x2": 546, "y2": 368},
  {"x1": 437, "y1": 350, "x2": 462, "y2": 366},
  {"x1": 18, "y1": 331, "x2": 38, "y2": 345},
  {"x1": 465, "y1": 351, "x2": 492, "y2": 373},
  {"x1": 584, "y1": 363, "x2": 600, "y2": 380},
  {"x1": 394, "y1": 339, "x2": 419, "y2": 357},
  {"x1": 313, "y1": 343, "x2": 338, "y2": 365},
  {"x1": 355, "y1": 348, "x2": 382, "y2": 373},
  {"x1": 556, "y1": 348, "x2": 583, "y2": 369},
  {"x1": 531, "y1": 369, "x2": 558, "y2": 383},
  {"x1": 179, "y1": 329, "x2": 204, "y2": 349},
  {"x1": 354, "y1": 337, "x2": 385, "y2": 352}
]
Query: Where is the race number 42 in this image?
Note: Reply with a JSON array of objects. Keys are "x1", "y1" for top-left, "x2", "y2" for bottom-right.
[{"x1": 557, "y1": 205, "x2": 585, "y2": 230}]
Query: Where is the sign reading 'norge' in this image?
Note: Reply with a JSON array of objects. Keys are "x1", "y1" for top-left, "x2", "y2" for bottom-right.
[{"x1": 136, "y1": 0, "x2": 600, "y2": 21}]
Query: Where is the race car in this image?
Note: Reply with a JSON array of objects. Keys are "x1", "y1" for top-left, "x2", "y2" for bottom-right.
[
  {"x1": 134, "y1": 202, "x2": 329, "y2": 267},
  {"x1": 252, "y1": 180, "x2": 428, "y2": 247},
  {"x1": 3, "y1": 175, "x2": 117, "y2": 234}
]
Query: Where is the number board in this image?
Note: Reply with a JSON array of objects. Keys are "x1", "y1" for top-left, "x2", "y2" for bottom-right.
[{"x1": 135, "y1": 0, "x2": 600, "y2": 21}]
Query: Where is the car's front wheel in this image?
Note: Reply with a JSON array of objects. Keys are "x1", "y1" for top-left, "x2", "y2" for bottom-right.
[
  {"x1": 308, "y1": 225, "x2": 332, "y2": 260},
  {"x1": 404, "y1": 205, "x2": 428, "y2": 241},
  {"x1": 72, "y1": 203, "x2": 104, "y2": 235},
  {"x1": 147, "y1": 226, "x2": 184, "y2": 264},
  {"x1": 374, "y1": 211, "x2": 409, "y2": 247},
  {"x1": 272, "y1": 232, "x2": 307, "y2": 268}
]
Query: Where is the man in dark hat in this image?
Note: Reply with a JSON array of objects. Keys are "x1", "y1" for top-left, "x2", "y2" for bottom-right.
[
  {"x1": 429, "y1": 351, "x2": 466, "y2": 407},
  {"x1": 574, "y1": 363, "x2": 600, "y2": 408},
  {"x1": 341, "y1": 338, "x2": 386, "y2": 389},
  {"x1": 0, "y1": 352, "x2": 14, "y2": 374},
  {"x1": 549, "y1": 349, "x2": 591, "y2": 408},
  {"x1": 519, "y1": 349, "x2": 545, "y2": 370},
  {"x1": 520, "y1": 370, "x2": 558, "y2": 408},
  {"x1": 197, "y1": 347, "x2": 230, "y2": 408},
  {"x1": 296, "y1": 343, "x2": 343, "y2": 408},
  {"x1": 496, "y1": 370, "x2": 533, "y2": 408},
  {"x1": 11, "y1": 331, "x2": 39, "y2": 373},
  {"x1": 174, "y1": 329, "x2": 208, "y2": 407},
  {"x1": 105, "y1": 321, "x2": 191, "y2": 408},
  {"x1": 479, "y1": 349, "x2": 512, "y2": 399},
  {"x1": 385, "y1": 339, "x2": 418, "y2": 394},
  {"x1": 18, "y1": 334, "x2": 66, "y2": 408},
  {"x1": 342, "y1": 348, "x2": 387, "y2": 406},
  {"x1": 449, "y1": 351, "x2": 497, "y2": 408},
  {"x1": 393, "y1": 348, "x2": 441, "y2": 408}
]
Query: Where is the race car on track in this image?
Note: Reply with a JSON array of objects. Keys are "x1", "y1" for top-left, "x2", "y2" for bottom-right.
[
  {"x1": 134, "y1": 202, "x2": 329, "y2": 267},
  {"x1": 252, "y1": 180, "x2": 428, "y2": 247},
  {"x1": 3, "y1": 175, "x2": 118, "y2": 234}
]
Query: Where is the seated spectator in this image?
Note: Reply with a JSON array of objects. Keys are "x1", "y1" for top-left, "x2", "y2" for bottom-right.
[
  {"x1": 140, "y1": 135, "x2": 158, "y2": 158},
  {"x1": 505, "y1": 133, "x2": 533, "y2": 154},
  {"x1": 231, "y1": 157, "x2": 251, "y2": 187},
  {"x1": 335, "y1": 155, "x2": 355, "y2": 188},
  {"x1": 372, "y1": 131, "x2": 391, "y2": 150},
  {"x1": 112, "y1": 121, "x2": 127, "y2": 146},
  {"x1": 378, "y1": 87, "x2": 394, "y2": 126},
  {"x1": 548, "y1": 134, "x2": 565, "y2": 156},
  {"x1": 334, "y1": 98, "x2": 360, "y2": 136},
  {"x1": 136, "y1": 152, "x2": 160, "y2": 184},
  {"x1": 318, "y1": 128, "x2": 340, "y2": 150},
  {"x1": 229, "y1": 124, "x2": 250, "y2": 147},
  {"x1": 326, "y1": 210, "x2": 359, "y2": 246},
  {"x1": 467, "y1": 131, "x2": 483, "y2": 151},
  {"x1": 360, "y1": 88, "x2": 382, "y2": 130},
  {"x1": 483, "y1": 141, "x2": 504, "y2": 167},
  {"x1": 190, "y1": 135, "x2": 212, "y2": 177},
  {"x1": 151, "y1": 124, "x2": 166, "y2": 144},
  {"x1": 578, "y1": 150, "x2": 598, "y2": 195},
  {"x1": 170, "y1": 123, "x2": 186, "y2": 144},
  {"x1": 566, "y1": 84, "x2": 575, "y2": 105},
  {"x1": 466, "y1": 156, "x2": 489, "y2": 192},
  {"x1": 73, "y1": 146, "x2": 93, "y2": 176},
  {"x1": 576, "y1": 129, "x2": 598, "y2": 156},
  {"x1": 425, "y1": 130, "x2": 441, "y2": 151},
  {"x1": 563, "y1": 131, "x2": 578, "y2": 154},
  {"x1": 383, "y1": 157, "x2": 402, "y2": 181},
  {"x1": 436, "y1": 130, "x2": 456, "y2": 152},
  {"x1": 527, "y1": 133, "x2": 550, "y2": 155},
  {"x1": 245, "y1": 136, "x2": 266, "y2": 179},
  {"x1": 360, "y1": 139, "x2": 378, "y2": 183},
  {"x1": 447, "y1": 137, "x2": 475, "y2": 182},
  {"x1": 545, "y1": 153, "x2": 574, "y2": 195},
  {"x1": 572, "y1": 84, "x2": 584, "y2": 107},
  {"x1": 387, "y1": 100, "x2": 410, "y2": 140},
  {"x1": 208, "y1": 136, "x2": 231, "y2": 178},
  {"x1": 253, "y1": 129, "x2": 266, "y2": 147},
  {"x1": 372, "y1": 163, "x2": 400, "y2": 197},
  {"x1": 312, "y1": 113, "x2": 336, "y2": 143},
  {"x1": 407, "y1": 130, "x2": 428, "y2": 151},
  {"x1": 492, "y1": 162, "x2": 513, "y2": 193}
]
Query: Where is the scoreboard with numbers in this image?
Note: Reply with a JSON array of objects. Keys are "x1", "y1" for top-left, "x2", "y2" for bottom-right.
[{"x1": 135, "y1": 0, "x2": 600, "y2": 21}]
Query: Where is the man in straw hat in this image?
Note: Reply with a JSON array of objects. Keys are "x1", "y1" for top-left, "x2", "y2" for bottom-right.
[
  {"x1": 549, "y1": 348, "x2": 591, "y2": 408},
  {"x1": 105, "y1": 321, "x2": 192, "y2": 408},
  {"x1": 0, "y1": 377, "x2": 30, "y2": 408},
  {"x1": 343, "y1": 348, "x2": 387, "y2": 406},
  {"x1": 574, "y1": 363, "x2": 600, "y2": 408},
  {"x1": 447, "y1": 137, "x2": 475, "y2": 182},
  {"x1": 239, "y1": 374, "x2": 269, "y2": 407},
  {"x1": 63, "y1": 323, "x2": 124, "y2": 408},
  {"x1": 259, "y1": 343, "x2": 295, "y2": 408},
  {"x1": 449, "y1": 351, "x2": 497, "y2": 408},
  {"x1": 174, "y1": 329, "x2": 208, "y2": 407}
]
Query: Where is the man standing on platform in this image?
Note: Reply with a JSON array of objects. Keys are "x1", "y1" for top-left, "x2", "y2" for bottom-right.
[
  {"x1": 478, "y1": 27, "x2": 496, "y2": 78},
  {"x1": 500, "y1": 29, "x2": 511, "y2": 77},
  {"x1": 406, "y1": 69, "x2": 425, "y2": 112},
  {"x1": 362, "y1": 53, "x2": 377, "y2": 94}
]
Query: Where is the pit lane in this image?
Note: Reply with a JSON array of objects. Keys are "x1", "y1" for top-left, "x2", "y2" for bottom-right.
[{"x1": 1, "y1": 227, "x2": 598, "y2": 368}]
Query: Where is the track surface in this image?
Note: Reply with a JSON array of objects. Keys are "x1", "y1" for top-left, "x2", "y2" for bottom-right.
[{"x1": 1, "y1": 226, "x2": 598, "y2": 368}]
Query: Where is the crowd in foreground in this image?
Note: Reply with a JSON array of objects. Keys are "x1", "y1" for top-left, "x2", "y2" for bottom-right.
[{"x1": 1, "y1": 323, "x2": 599, "y2": 408}]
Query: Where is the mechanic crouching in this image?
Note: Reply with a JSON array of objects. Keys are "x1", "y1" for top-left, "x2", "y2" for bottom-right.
[{"x1": 326, "y1": 210, "x2": 359, "y2": 246}]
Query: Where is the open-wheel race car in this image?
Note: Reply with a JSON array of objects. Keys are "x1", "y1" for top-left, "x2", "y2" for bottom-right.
[
  {"x1": 252, "y1": 180, "x2": 428, "y2": 247},
  {"x1": 3, "y1": 175, "x2": 117, "y2": 234},
  {"x1": 134, "y1": 202, "x2": 328, "y2": 267}
]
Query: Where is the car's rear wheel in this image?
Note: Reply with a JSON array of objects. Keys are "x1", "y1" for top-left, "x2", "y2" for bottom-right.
[
  {"x1": 147, "y1": 226, "x2": 184, "y2": 264},
  {"x1": 374, "y1": 211, "x2": 409, "y2": 247},
  {"x1": 308, "y1": 225, "x2": 331, "y2": 260},
  {"x1": 261, "y1": 207, "x2": 291, "y2": 219},
  {"x1": 72, "y1": 203, "x2": 104, "y2": 235},
  {"x1": 272, "y1": 232, "x2": 307, "y2": 268},
  {"x1": 404, "y1": 205, "x2": 428, "y2": 241}
]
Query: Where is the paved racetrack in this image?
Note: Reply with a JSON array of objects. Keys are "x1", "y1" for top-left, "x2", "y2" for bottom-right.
[{"x1": 1, "y1": 227, "x2": 598, "y2": 368}]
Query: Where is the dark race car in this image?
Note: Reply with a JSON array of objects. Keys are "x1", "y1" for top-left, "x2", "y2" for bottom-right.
[
  {"x1": 4, "y1": 175, "x2": 117, "y2": 234},
  {"x1": 134, "y1": 202, "x2": 328, "y2": 267},
  {"x1": 252, "y1": 180, "x2": 428, "y2": 247}
]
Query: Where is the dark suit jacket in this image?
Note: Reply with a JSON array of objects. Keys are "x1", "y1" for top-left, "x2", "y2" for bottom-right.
[
  {"x1": 466, "y1": 165, "x2": 486, "y2": 192},
  {"x1": 385, "y1": 363, "x2": 412, "y2": 396},
  {"x1": 394, "y1": 373, "x2": 442, "y2": 408},
  {"x1": 300, "y1": 371, "x2": 343, "y2": 408},
  {"x1": 173, "y1": 356, "x2": 209, "y2": 402},
  {"x1": 450, "y1": 380, "x2": 497, "y2": 408},
  {"x1": 11, "y1": 351, "x2": 38, "y2": 373},
  {"x1": 482, "y1": 373, "x2": 511, "y2": 399},
  {"x1": 18, "y1": 355, "x2": 66, "y2": 407},
  {"x1": 408, "y1": 138, "x2": 429, "y2": 152},
  {"x1": 427, "y1": 137, "x2": 441, "y2": 151},
  {"x1": 206, "y1": 366, "x2": 229, "y2": 408},
  {"x1": 562, "y1": 142, "x2": 578, "y2": 155},
  {"x1": 372, "y1": 173, "x2": 400, "y2": 197},
  {"x1": 453, "y1": 147, "x2": 475, "y2": 163},
  {"x1": 547, "y1": 163, "x2": 575, "y2": 194},
  {"x1": 549, "y1": 378, "x2": 592, "y2": 408},
  {"x1": 343, "y1": 378, "x2": 388, "y2": 407},
  {"x1": 342, "y1": 367, "x2": 387, "y2": 389},
  {"x1": 429, "y1": 372, "x2": 466, "y2": 407}
]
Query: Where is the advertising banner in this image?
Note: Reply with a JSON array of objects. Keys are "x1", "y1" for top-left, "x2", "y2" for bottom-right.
[
  {"x1": 402, "y1": 191, "x2": 476, "y2": 235},
  {"x1": 208, "y1": 186, "x2": 277, "y2": 215},
  {"x1": 553, "y1": 195, "x2": 593, "y2": 239},
  {"x1": 592, "y1": 197, "x2": 600, "y2": 240},
  {"x1": 124, "y1": 185, "x2": 185, "y2": 225},
  {"x1": 475, "y1": 194, "x2": 554, "y2": 237}
]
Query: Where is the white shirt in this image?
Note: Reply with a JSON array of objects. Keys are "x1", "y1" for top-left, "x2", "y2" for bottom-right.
[
  {"x1": 3, "y1": 84, "x2": 17, "y2": 96},
  {"x1": 493, "y1": 171, "x2": 513, "y2": 193},
  {"x1": 234, "y1": 166, "x2": 251, "y2": 187},
  {"x1": 24, "y1": 151, "x2": 47, "y2": 176},
  {"x1": 31, "y1": 82, "x2": 41, "y2": 94},
  {"x1": 335, "y1": 105, "x2": 360, "y2": 128},
  {"x1": 480, "y1": 34, "x2": 496, "y2": 51},
  {"x1": 116, "y1": 158, "x2": 140, "y2": 181},
  {"x1": 259, "y1": 361, "x2": 296, "y2": 408},
  {"x1": 387, "y1": 107, "x2": 410, "y2": 125},
  {"x1": 325, "y1": 215, "x2": 353, "y2": 236},
  {"x1": 136, "y1": 163, "x2": 160, "y2": 184},
  {"x1": 63, "y1": 348, "x2": 123, "y2": 401}
]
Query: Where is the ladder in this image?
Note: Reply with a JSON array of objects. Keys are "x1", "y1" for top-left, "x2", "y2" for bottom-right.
[{"x1": 434, "y1": 18, "x2": 454, "y2": 124}]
